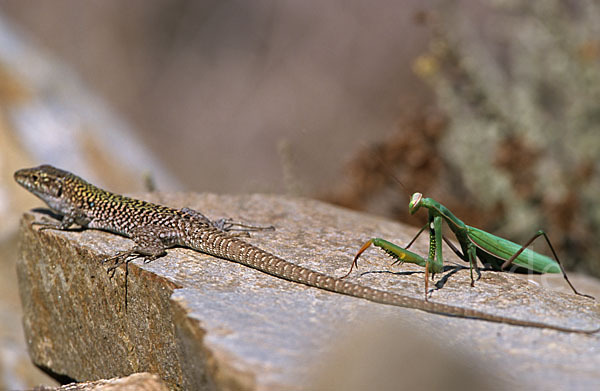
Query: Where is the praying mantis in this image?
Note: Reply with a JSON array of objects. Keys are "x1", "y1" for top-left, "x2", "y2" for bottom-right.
[{"x1": 344, "y1": 192, "x2": 594, "y2": 300}]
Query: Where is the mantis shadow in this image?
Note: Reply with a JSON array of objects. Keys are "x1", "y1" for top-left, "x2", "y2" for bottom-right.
[{"x1": 359, "y1": 264, "x2": 501, "y2": 295}]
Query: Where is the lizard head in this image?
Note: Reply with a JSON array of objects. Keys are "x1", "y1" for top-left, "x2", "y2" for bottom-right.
[{"x1": 14, "y1": 165, "x2": 70, "y2": 210}]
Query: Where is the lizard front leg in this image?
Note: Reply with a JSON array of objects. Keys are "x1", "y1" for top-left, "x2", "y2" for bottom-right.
[
  {"x1": 102, "y1": 226, "x2": 168, "y2": 275},
  {"x1": 101, "y1": 226, "x2": 170, "y2": 312},
  {"x1": 32, "y1": 211, "x2": 90, "y2": 232}
]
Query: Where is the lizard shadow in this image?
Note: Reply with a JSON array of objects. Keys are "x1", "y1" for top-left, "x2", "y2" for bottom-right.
[{"x1": 32, "y1": 207, "x2": 62, "y2": 220}]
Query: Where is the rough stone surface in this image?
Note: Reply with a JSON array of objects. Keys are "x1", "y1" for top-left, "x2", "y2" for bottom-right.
[
  {"x1": 35, "y1": 372, "x2": 168, "y2": 391},
  {"x1": 17, "y1": 193, "x2": 600, "y2": 390},
  {"x1": 0, "y1": 14, "x2": 181, "y2": 388}
]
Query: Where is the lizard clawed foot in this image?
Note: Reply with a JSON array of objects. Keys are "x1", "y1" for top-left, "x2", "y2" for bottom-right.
[
  {"x1": 143, "y1": 254, "x2": 161, "y2": 264},
  {"x1": 180, "y1": 207, "x2": 275, "y2": 236},
  {"x1": 102, "y1": 250, "x2": 139, "y2": 278},
  {"x1": 31, "y1": 220, "x2": 63, "y2": 232},
  {"x1": 212, "y1": 217, "x2": 275, "y2": 235},
  {"x1": 102, "y1": 249, "x2": 162, "y2": 277}
]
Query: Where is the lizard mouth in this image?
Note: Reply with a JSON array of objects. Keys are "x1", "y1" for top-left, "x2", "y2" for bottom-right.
[{"x1": 14, "y1": 169, "x2": 34, "y2": 190}]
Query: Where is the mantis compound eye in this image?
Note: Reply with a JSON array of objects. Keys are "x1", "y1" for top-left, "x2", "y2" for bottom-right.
[{"x1": 409, "y1": 192, "x2": 423, "y2": 214}]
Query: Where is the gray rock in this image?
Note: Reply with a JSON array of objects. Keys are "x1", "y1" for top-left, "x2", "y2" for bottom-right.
[
  {"x1": 0, "y1": 12, "x2": 181, "y2": 389},
  {"x1": 17, "y1": 193, "x2": 600, "y2": 390},
  {"x1": 33, "y1": 372, "x2": 168, "y2": 391}
]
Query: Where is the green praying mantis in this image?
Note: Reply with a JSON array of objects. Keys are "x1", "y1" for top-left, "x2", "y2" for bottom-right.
[{"x1": 344, "y1": 192, "x2": 594, "y2": 300}]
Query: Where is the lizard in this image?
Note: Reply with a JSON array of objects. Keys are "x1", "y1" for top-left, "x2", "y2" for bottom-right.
[{"x1": 13, "y1": 164, "x2": 599, "y2": 334}]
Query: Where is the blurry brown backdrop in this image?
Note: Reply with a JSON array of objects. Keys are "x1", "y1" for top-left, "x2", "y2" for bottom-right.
[{"x1": 2, "y1": 0, "x2": 599, "y2": 275}]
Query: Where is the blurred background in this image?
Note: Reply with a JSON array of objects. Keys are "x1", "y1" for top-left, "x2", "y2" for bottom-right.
[{"x1": 0, "y1": 0, "x2": 599, "y2": 388}]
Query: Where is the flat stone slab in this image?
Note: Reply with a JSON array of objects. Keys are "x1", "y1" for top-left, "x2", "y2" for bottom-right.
[
  {"x1": 17, "y1": 193, "x2": 600, "y2": 390},
  {"x1": 36, "y1": 372, "x2": 168, "y2": 391}
]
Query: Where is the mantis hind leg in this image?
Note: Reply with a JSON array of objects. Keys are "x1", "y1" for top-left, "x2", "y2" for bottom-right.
[
  {"x1": 405, "y1": 223, "x2": 428, "y2": 250},
  {"x1": 501, "y1": 230, "x2": 593, "y2": 299},
  {"x1": 466, "y1": 245, "x2": 478, "y2": 287},
  {"x1": 424, "y1": 258, "x2": 430, "y2": 301}
]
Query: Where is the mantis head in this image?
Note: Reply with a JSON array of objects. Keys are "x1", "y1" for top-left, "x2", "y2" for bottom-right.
[{"x1": 409, "y1": 192, "x2": 423, "y2": 214}]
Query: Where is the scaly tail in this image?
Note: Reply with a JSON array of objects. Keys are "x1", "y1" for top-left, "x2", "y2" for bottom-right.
[{"x1": 185, "y1": 227, "x2": 599, "y2": 334}]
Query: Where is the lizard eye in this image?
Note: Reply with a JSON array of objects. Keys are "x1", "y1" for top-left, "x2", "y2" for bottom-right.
[
  {"x1": 56, "y1": 184, "x2": 62, "y2": 197},
  {"x1": 31, "y1": 174, "x2": 38, "y2": 182}
]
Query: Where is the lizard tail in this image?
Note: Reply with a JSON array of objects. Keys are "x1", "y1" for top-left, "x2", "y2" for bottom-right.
[{"x1": 187, "y1": 228, "x2": 598, "y2": 334}]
